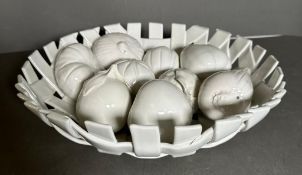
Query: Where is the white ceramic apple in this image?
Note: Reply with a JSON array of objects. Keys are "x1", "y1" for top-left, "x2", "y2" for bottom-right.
[
  {"x1": 143, "y1": 46, "x2": 179, "y2": 77},
  {"x1": 54, "y1": 43, "x2": 99, "y2": 100},
  {"x1": 76, "y1": 69, "x2": 132, "y2": 132},
  {"x1": 180, "y1": 44, "x2": 231, "y2": 79},
  {"x1": 128, "y1": 80, "x2": 192, "y2": 142},
  {"x1": 92, "y1": 33, "x2": 144, "y2": 69},
  {"x1": 198, "y1": 69, "x2": 253, "y2": 120}
]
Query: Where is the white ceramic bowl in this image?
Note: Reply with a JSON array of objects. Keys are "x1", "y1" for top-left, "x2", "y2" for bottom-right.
[{"x1": 15, "y1": 23, "x2": 286, "y2": 158}]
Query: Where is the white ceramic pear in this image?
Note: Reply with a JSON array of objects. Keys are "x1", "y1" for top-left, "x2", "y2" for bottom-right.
[
  {"x1": 159, "y1": 69, "x2": 201, "y2": 112},
  {"x1": 76, "y1": 69, "x2": 131, "y2": 132},
  {"x1": 54, "y1": 43, "x2": 99, "y2": 100},
  {"x1": 92, "y1": 33, "x2": 144, "y2": 69},
  {"x1": 180, "y1": 44, "x2": 231, "y2": 79},
  {"x1": 128, "y1": 80, "x2": 192, "y2": 142},
  {"x1": 143, "y1": 46, "x2": 179, "y2": 77},
  {"x1": 198, "y1": 69, "x2": 253, "y2": 120}
]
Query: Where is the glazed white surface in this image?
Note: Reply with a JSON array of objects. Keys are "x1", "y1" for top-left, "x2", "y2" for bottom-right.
[
  {"x1": 159, "y1": 68, "x2": 201, "y2": 112},
  {"x1": 180, "y1": 44, "x2": 231, "y2": 79},
  {"x1": 113, "y1": 59, "x2": 155, "y2": 93},
  {"x1": 92, "y1": 33, "x2": 144, "y2": 69},
  {"x1": 16, "y1": 23, "x2": 286, "y2": 159},
  {"x1": 54, "y1": 43, "x2": 98, "y2": 100},
  {"x1": 198, "y1": 69, "x2": 253, "y2": 120},
  {"x1": 128, "y1": 80, "x2": 192, "y2": 142},
  {"x1": 76, "y1": 70, "x2": 131, "y2": 132},
  {"x1": 143, "y1": 46, "x2": 179, "y2": 77}
]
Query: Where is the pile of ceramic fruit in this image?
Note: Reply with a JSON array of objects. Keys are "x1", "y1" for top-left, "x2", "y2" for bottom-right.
[{"x1": 54, "y1": 33, "x2": 253, "y2": 142}]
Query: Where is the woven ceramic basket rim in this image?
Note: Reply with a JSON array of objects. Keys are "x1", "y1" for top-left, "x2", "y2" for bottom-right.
[{"x1": 15, "y1": 22, "x2": 287, "y2": 159}]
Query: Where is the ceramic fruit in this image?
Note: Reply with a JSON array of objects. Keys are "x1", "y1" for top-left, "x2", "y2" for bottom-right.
[
  {"x1": 54, "y1": 43, "x2": 98, "y2": 100},
  {"x1": 143, "y1": 46, "x2": 179, "y2": 77},
  {"x1": 113, "y1": 59, "x2": 155, "y2": 94},
  {"x1": 159, "y1": 68, "x2": 201, "y2": 112},
  {"x1": 198, "y1": 68, "x2": 253, "y2": 120},
  {"x1": 180, "y1": 44, "x2": 231, "y2": 79},
  {"x1": 76, "y1": 69, "x2": 131, "y2": 132},
  {"x1": 92, "y1": 33, "x2": 144, "y2": 69},
  {"x1": 128, "y1": 80, "x2": 192, "y2": 142}
]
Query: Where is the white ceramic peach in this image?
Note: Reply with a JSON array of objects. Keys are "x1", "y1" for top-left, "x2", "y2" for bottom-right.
[
  {"x1": 198, "y1": 69, "x2": 253, "y2": 120},
  {"x1": 143, "y1": 46, "x2": 179, "y2": 77},
  {"x1": 128, "y1": 80, "x2": 192, "y2": 143},
  {"x1": 92, "y1": 33, "x2": 144, "y2": 69},
  {"x1": 180, "y1": 44, "x2": 231, "y2": 79},
  {"x1": 112, "y1": 59, "x2": 155, "y2": 93},
  {"x1": 159, "y1": 68, "x2": 201, "y2": 112},
  {"x1": 76, "y1": 70, "x2": 131, "y2": 132},
  {"x1": 16, "y1": 23, "x2": 286, "y2": 159},
  {"x1": 54, "y1": 43, "x2": 98, "y2": 99}
]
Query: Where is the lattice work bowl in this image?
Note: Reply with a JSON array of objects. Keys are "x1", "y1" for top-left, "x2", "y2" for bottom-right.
[{"x1": 15, "y1": 23, "x2": 286, "y2": 158}]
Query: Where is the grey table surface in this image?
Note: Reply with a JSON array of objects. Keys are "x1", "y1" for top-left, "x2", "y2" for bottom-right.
[{"x1": 0, "y1": 36, "x2": 301, "y2": 175}]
